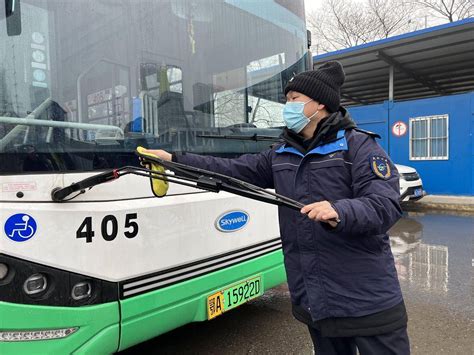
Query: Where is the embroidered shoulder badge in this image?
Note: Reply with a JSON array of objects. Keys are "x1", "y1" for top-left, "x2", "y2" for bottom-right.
[{"x1": 370, "y1": 155, "x2": 391, "y2": 179}]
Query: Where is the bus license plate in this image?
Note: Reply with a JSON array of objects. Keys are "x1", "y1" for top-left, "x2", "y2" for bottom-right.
[{"x1": 207, "y1": 276, "x2": 262, "y2": 320}]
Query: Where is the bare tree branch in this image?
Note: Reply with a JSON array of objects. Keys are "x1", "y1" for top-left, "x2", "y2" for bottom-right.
[
  {"x1": 411, "y1": 0, "x2": 473, "y2": 22},
  {"x1": 307, "y1": 0, "x2": 420, "y2": 53}
]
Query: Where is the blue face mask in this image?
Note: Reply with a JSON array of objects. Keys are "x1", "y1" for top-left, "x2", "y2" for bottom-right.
[{"x1": 282, "y1": 99, "x2": 319, "y2": 133}]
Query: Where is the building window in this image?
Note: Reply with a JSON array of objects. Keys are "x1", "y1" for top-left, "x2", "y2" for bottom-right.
[{"x1": 409, "y1": 114, "x2": 449, "y2": 160}]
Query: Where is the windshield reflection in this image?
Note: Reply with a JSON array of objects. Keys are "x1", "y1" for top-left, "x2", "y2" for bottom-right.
[{"x1": 0, "y1": 0, "x2": 308, "y2": 173}]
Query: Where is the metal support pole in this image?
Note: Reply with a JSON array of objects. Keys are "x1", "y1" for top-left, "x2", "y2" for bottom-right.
[
  {"x1": 387, "y1": 65, "x2": 394, "y2": 157},
  {"x1": 389, "y1": 65, "x2": 394, "y2": 101}
]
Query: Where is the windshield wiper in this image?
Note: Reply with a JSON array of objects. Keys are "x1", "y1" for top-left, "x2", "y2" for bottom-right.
[
  {"x1": 51, "y1": 150, "x2": 303, "y2": 212},
  {"x1": 196, "y1": 133, "x2": 281, "y2": 142}
]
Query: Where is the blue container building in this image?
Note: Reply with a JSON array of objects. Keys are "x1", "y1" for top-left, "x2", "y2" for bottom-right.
[{"x1": 313, "y1": 19, "x2": 474, "y2": 196}]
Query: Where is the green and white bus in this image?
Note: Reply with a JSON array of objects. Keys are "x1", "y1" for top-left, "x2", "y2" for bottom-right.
[{"x1": 0, "y1": 0, "x2": 310, "y2": 353}]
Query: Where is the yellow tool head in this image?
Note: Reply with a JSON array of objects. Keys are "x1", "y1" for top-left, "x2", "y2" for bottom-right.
[{"x1": 136, "y1": 146, "x2": 169, "y2": 197}]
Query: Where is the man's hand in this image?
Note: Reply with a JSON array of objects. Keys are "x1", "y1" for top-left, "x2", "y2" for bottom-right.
[
  {"x1": 301, "y1": 201, "x2": 340, "y2": 228},
  {"x1": 142, "y1": 149, "x2": 173, "y2": 162}
]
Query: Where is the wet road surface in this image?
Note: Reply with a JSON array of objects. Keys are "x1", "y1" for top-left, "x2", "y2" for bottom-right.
[{"x1": 120, "y1": 212, "x2": 473, "y2": 354}]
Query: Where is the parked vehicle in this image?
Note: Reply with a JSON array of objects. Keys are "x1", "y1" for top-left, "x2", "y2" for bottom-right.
[{"x1": 395, "y1": 164, "x2": 425, "y2": 202}]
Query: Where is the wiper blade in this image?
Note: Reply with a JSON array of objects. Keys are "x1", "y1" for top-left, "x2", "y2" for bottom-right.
[
  {"x1": 135, "y1": 152, "x2": 304, "y2": 211},
  {"x1": 196, "y1": 133, "x2": 281, "y2": 142}
]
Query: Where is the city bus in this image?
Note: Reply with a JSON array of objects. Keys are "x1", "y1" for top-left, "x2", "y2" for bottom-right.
[{"x1": 0, "y1": 0, "x2": 310, "y2": 353}]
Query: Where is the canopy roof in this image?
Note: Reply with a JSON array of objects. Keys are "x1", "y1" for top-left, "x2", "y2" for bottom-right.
[{"x1": 313, "y1": 18, "x2": 474, "y2": 106}]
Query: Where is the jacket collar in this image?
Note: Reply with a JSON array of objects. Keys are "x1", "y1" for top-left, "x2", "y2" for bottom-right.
[
  {"x1": 279, "y1": 107, "x2": 356, "y2": 155},
  {"x1": 276, "y1": 129, "x2": 348, "y2": 157}
]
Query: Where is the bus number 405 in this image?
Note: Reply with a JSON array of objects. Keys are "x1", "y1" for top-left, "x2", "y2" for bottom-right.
[{"x1": 76, "y1": 213, "x2": 139, "y2": 243}]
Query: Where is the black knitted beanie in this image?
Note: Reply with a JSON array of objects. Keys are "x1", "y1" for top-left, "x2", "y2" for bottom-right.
[{"x1": 284, "y1": 61, "x2": 345, "y2": 112}]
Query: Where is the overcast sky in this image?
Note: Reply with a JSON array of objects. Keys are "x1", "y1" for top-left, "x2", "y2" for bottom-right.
[
  {"x1": 305, "y1": 0, "x2": 323, "y2": 14},
  {"x1": 305, "y1": 0, "x2": 364, "y2": 14}
]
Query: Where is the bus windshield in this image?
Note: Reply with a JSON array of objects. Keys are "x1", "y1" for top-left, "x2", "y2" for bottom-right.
[{"x1": 0, "y1": 0, "x2": 308, "y2": 174}]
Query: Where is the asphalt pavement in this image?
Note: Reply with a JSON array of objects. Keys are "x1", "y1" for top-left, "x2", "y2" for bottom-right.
[{"x1": 120, "y1": 212, "x2": 474, "y2": 354}]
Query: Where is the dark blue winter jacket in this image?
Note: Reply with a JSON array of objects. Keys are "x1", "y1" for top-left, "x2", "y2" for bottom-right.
[{"x1": 173, "y1": 113, "x2": 403, "y2": 322}]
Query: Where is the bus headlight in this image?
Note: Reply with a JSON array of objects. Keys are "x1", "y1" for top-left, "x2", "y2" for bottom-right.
[
  {"x1": 0, "y1": 263, "x2": 8, "y2": 280},
  {"x1": 71, "y1": 281, "x2": 92, "y2": 301},
  {"x1": 23, "y1": 274, "x2": 48, "y2": 295},
  {"x1": 0, "y1": 254, "x2": 117, "y2": 306}
]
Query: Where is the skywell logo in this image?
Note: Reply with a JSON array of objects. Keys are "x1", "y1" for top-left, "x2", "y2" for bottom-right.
[{"x1": 215, "y1": 211, "x2": 249, "y2": 233}]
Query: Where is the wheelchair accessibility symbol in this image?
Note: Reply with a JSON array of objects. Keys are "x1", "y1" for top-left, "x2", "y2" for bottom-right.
[{"x1": 4, "y1": 213, "x2": 38, "y2": 242}]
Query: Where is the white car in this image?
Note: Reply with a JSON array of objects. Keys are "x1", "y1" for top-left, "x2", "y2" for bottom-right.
[{"x1": 395, "y1": 164, "x2": 425, "y2": 202}]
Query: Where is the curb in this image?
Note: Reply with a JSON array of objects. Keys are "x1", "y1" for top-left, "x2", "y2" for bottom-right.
[{"x1": 402, "y1": 201, "x2": 474, "y2": 214}]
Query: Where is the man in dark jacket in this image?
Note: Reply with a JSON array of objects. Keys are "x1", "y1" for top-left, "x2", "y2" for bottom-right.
[{"x1": 145, "y1": 62, "x2": 410, "y2": 355}]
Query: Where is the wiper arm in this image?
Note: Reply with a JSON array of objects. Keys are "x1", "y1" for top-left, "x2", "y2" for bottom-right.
[
  {"x1": 51, "y1": 150, "x2": 303, "y2": 212},
  {"x1": 51, "y1": 150, "x2": 341, "y2": 226},
  {"x1": 196, "y1": 133, "x2": 281, "y2": 142},
  {"x1": 51, "y1": 169, "x2": 120, "y2": 201},
  {"x1": 51, "y1": 165, "x2": 224, "y2": 201}
]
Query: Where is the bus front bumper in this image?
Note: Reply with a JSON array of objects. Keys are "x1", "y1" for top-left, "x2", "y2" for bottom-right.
[{"x1": 0, "y1": 301, "x2": 120, "y2": 354}]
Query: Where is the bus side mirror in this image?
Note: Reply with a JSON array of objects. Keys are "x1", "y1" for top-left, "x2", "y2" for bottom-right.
[
  {"x1": 2, "y1": 0, "x2": 22, "y2": 36},
  {"x1": 2, "y1": 0, "x2": 15, "y2": 19}
]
